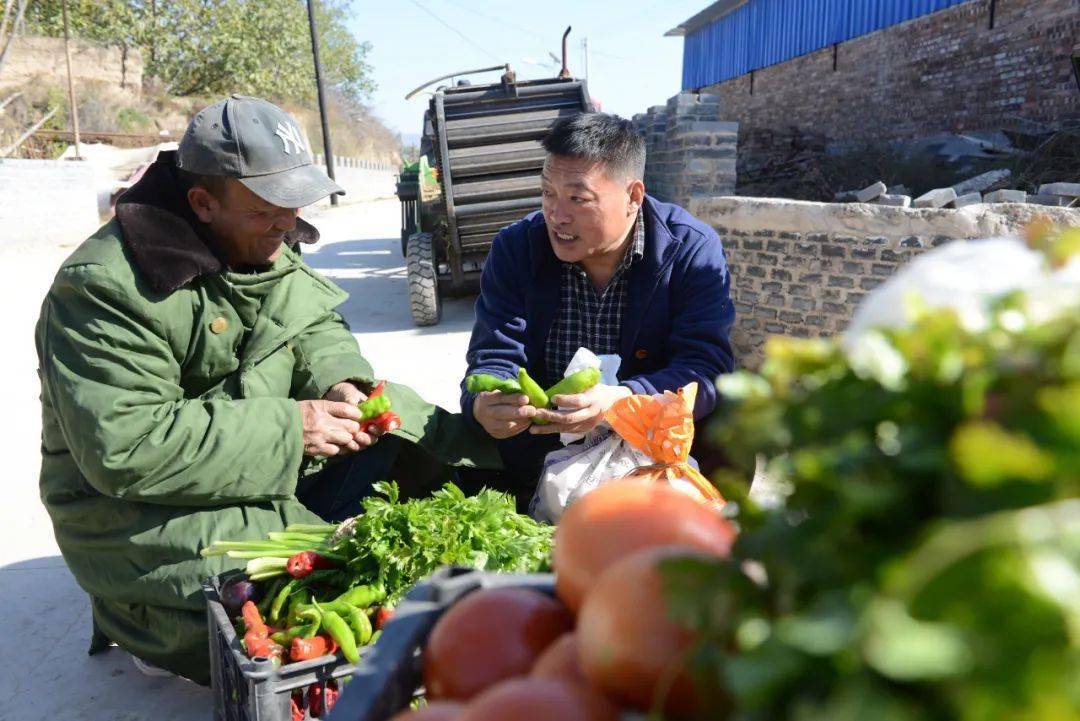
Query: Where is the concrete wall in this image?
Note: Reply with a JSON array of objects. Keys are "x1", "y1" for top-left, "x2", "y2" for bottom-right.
[
  {"x1": 691, "y1": 196, "x2": 1080, "y2": 367},
  {"x1": 312, "y1": 154, "x2": 396, "y2": 204},
  {"x1": 699, "y1": 0, "x2": 1079, "y2": 176},
  {"x1": 0, "y1": 158, "x2": 99, "y2": 246},
  {"x1": 633, "y1": 93, "x2": 737, "y2": 207},
  {"x1": 0, "y1": 36, "x2": 143, "y2": 92}
]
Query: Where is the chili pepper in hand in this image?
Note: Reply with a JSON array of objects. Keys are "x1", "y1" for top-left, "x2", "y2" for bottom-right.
[
  {"x1": 368, "y1": 380, "x2": 386, "y2": 398},
  {"x1": 517, "y1": 368, "x2": 550, "y2": 424},
  {"x1": 358, "y1": 394, "x2": 391, "y2": 420},
  {"x1": 545, "y1": 367, "x2": 601, "y2": 399},
  {"x1": 466, "y1": 373, "x2": 523, "y2": 394},
  {"x1": 286, "y1": 551, "x2": 339, "y2": 579},
  {"x1": 290, "y1": 635, "x2": 330, "y2": 661},
  {"x1": 359, "y1": 410, "x2": 400, "y2": 435}
]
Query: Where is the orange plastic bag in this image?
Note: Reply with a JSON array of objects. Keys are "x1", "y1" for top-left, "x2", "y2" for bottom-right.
[{"x1": 602, "y1": 382, "x2": 725, "y2": 506}]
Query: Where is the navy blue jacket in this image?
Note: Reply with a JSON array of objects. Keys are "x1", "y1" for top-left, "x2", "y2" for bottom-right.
[{"x1": 460, "y1": 195, "x2": 736, "y2": 481}]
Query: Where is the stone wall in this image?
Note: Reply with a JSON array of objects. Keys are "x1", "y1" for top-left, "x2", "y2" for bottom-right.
[
  {"x1": 698, "y1": 0, "x2": 1079, "y2": 178},
  {"x1": 633, "y1": 93, "x2": 737, "y2": 207},
  {"x1": 0, "y1": 36, "x2": 143, "y2": 93},
  {"x1": 690, "y1": 197, "x2": 1080, "y2": 368}
]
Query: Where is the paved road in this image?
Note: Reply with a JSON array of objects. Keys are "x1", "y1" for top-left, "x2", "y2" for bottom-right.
[{"x1": 0, "y1": 198, "x2": 473, "y2": 720}]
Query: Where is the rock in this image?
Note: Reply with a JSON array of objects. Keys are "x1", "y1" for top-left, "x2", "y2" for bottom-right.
[
  {"x1": 1037, "y1": 182, "x2": 1080, "y2": 198},
  {"x1": 873, "y1": 194, "x2": 912, "y2": 208},
  {"x1": 953, "y1": 169, "x2": 1011, "y2": 195},
  {"x1": 855, "y1": 181, "x2": 887, "y2": 203},
  {"x1": 1026, "y1": 194, "x2": 1071, "y2": 207},
  {"x1": 984, "y1": 189, "x2": 1027, "y2": 203},
  {"x1": 913, "y1": 187, "x2": 958, "y2": 208},
  {"x1": 950, "y1": 192, "x2": 982, "y2": 208},
  {"x1": 887, "y1": 184, "x2": 911, "y2": 196}
]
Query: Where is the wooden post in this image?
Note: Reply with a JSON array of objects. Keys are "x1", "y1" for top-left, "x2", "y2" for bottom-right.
[{"x1": 61, "y1": 0, "x2": 81, "y2": 159}]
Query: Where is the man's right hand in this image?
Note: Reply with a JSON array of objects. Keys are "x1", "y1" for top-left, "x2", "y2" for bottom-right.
[
  {"x1": 472, "y1": 391, "x2": 536, "y2": 439},
  {"x1": 298, "y1": 400, "x2": 369, "y2": 457}
]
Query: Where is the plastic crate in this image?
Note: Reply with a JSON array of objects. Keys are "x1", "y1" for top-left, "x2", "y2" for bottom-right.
[
  {"x1": 204, "y1": 569, "x2": 367, "y2": 721},
  {"x1": 326, "y1": 567, "x2": 555, "y2": 721}
]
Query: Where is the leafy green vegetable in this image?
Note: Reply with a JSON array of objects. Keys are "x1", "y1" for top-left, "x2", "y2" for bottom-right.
[
  {"x1": 337, "y1": 482, "x2": 553, "y2": 603},
  {"x1": 670, "y1": 262, "x2": 1080, "y2": 719}
]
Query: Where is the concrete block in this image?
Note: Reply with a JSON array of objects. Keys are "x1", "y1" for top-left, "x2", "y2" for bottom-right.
[
  {"x1": 953, "y1": 169, "x2": 1011, "y2": 195},
  {"x1": 1026, "y1": 194, "x2": 1070, "y2": 206},
  {"x1": 984, "y1": 189, "x2": 1027, "y2": 203},
  {"x1": 856, "y1": 181, "x2": 887, "y2": 203},
  {"x1": 913, "y1": 187, "x2": 958, "y2": 208},
  {"x1": 873, "y1": 194, "x2": 912, "y2": 207},
  {"x1": 950, "y1": 192, "x2": 983, "y2": 208},
  {"x1": 886, "y1": 184, "x2": 911, "y2": 196},
  {"x1": 834, "y1": 190, "x2": 858, "y2": 202},
  {"x1": 1037, "y1": 182, "x2": 1080, "y2": 197}
]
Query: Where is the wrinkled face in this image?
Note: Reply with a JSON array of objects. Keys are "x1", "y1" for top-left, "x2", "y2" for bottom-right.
[
  {"x1": 188, "y1": 178, "x2": 300, "y2": 267},
  {"x1": 540, "y1": 154, "x2": 642, "y2": 265}
]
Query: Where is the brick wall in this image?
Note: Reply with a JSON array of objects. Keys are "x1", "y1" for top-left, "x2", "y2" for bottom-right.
[
  {"x1": 690, "y1": 197, "x2": 1080, "y2": 367},
  {"x1": 699, "y1": 0, "x2": 1080, "y2": 175},
  {"x1": 0, "y1": 36, "x2": 143, "y2": 93},
  {"x1": 633, "y1": 93, "x2": 737, "y2": 207}
]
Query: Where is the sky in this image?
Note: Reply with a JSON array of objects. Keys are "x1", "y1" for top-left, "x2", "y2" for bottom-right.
[{"x1": 346, "y1": 0, "x2": 707, "y2": 139}]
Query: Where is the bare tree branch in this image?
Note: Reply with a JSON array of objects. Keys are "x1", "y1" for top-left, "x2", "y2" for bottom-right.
[
  {"x1": 1, "y1": 105, "x2": 57, "y2": 157},
  {"x1": 0, "y1": 0, "x2": 29, "y2": 78}
]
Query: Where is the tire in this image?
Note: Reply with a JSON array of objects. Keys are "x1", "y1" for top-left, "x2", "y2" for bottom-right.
[{"x1": 406, "y1": 232, "x2": 442, "y2": 327}]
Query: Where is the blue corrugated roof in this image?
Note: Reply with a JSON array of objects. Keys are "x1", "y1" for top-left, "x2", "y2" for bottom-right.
[{"x1": 679, "y1": 0, "x2": 973, "y2": 90}]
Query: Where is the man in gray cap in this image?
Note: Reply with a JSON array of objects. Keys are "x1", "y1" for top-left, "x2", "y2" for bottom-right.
[{"x1": 34, "y1": 96, "x2": 496, "y2": 681}]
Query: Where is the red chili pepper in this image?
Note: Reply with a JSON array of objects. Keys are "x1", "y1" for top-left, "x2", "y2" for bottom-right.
[
  {"x1": 244, "y1": 632, "x2": 283, "y2": 661},
  {"x1": 290, "y1": 635, "x2": 330, "y2": 661},
  {"x1": 307, "y1": 681, "x2": 340, "y2": 718},
  {"x1": 290, "y1": 691, "x2": 305, "y2": 721},
  {"x1": 374, "y1": 606, "x2": 395, "y2": 630},
  {"x1": 286, "y1": 551, "x2": 339, "y2": 579},
  {"x1": 360, "y1": 410, "x2": 401, "y2": 436},
  {"x1": 241, "y1": 600, "x2": 269, "y2": 637},
  {"x1": 368, "y1": 380, "x2": 386, "y2": 398}
]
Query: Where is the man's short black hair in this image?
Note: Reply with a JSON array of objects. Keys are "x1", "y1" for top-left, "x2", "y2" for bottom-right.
[
  {"x1": 177, "y1": 168, "x2": 228, "y2": 199},
  {"x1": 541, "y1": 112, "x2": 646, "y2": 181}
]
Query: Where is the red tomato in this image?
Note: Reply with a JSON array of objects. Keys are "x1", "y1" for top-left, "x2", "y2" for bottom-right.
[
  {"x1": 458, "y1": 678, "x2": 618, "y2": 721},
  {"x1": 423, "y1": 588, "x2": 573, "y2": 700},
  {"x1": 388, "y1": 701, "x2": 463, "y2": 721},
  {"x1": 553, "y1": 481, "x2": 736, "y2": 611},
  {"x1": 530, "y1": 633, "x2": 584, "y2": 684},
  {"x1": 577, "y1": 546, "x2": 719, "y2": 718}
]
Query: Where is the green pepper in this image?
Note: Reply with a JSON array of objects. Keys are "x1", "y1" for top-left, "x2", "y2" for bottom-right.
[
  {"x1": 270, "y1": 623, "x2": 318, "y2": 646},
  {"x1": 358, "y1": 394, "x2": 391, "y2": 421},
  {"x1": 466, "y1": 373, "x2": 523, "y2": 394},
  {"x1": 257, "y1": 577, "x2": 285, "y2": 617},
  {"x1": 296, "y1": 600, "x2": 356, "y2": 617},
  {"x1": 318, "y1": 606, "x2": 359, "y2": 663},
  {"x1": 334, "y1": 583, "x2": 386, "y2": 609},
  {"x1": 286, "y1": 589, "x2": 311, "y2": 626},
  {"x1": 298, "y1": 608, "x2": 322, "y2": 638},
  {"x1": 347, "y1": 606, "x2": 373, "y2": 646},
  {"x1": 270, "y1": 578, "x2": 300, "y2": 624},
  {"x1": 517, "y1": 368, "x2": 550, "y2": 424},
  {"x1": 545, "y1": 367, "x2": 601, "y2": 399}
]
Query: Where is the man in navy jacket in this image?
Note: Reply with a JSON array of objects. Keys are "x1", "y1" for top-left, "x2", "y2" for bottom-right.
[{"x1": 460, "y1": 113, "x2": 736, "y2": 501}]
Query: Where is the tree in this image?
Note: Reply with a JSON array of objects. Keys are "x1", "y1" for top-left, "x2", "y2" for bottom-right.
[{"x1": 24, "y1": 0, "x2": 374, "y2": 104}]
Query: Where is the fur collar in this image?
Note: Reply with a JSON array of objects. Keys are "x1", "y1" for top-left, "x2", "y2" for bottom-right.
[{"x1": 114, "y1": 150, "x2": 320, "y2": 294}]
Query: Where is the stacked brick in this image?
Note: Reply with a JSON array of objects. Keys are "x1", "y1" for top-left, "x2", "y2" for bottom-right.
[{"x1": 633, "y1": 93, "x2": 737, "y2": 207}]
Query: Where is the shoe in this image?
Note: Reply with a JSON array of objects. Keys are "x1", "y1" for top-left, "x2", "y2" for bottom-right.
[{"x1": 130, "y1": 654, "x2": 177, "y2": 679}]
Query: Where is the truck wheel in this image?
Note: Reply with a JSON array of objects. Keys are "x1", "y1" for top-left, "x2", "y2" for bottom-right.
[{"x1": 406, "y1": 232, "x2": 442, "y2": 326}]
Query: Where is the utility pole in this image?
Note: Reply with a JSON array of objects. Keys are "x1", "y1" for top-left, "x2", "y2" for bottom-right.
[
  {"x1": 61, "y1": 0, "x2": 81, "y2": 159},
  {"x1": 581, "y1": 37, "x2": 589, "y2": 80},
  {"x1": 306, "y1": 0, "x2": 337, "y2": 206}
]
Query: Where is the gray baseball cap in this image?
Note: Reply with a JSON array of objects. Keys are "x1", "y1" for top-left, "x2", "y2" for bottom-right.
[{"x1": 177, "y1": 94, "x2": 344, "y2": 208}]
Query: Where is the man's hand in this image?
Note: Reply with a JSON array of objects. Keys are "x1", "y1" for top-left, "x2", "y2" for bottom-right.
[
  {"x1": 529, "y1": 383, "x2": 633, "y2": 435},
  {"x1": 323, "y1": 381, "x2": 367, "y2": 406},
  {"x1": 473, "y1": 391, "x2": 536, "y2": 439},
  {"x1": 299, "y1": 399, "x2": 376, "y2": 457}
]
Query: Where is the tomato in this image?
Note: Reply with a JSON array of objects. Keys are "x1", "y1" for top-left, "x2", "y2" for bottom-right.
[
  {"x1": 530, "y1": 632, "x2": 584, "y2": 684},
  {"x1": 458, "y1": 678, "x2": 618, "y2": 721},
  {"x1": 387, "y1": 701, "x2": 463, "y2": 721},
  {"x1": 553, "y1": 481, "x2": 736, "y2": 611},
  {"x1": 423, "y1": 588, "x2": 573, "y2": 700},
  {"x1": 577, "y1": 546, "x2": 719, "y2": 718}
]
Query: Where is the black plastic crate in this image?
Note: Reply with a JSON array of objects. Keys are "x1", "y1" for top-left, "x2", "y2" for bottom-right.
[
  {"x1": 326, "y1": 568, "x2": 556, "y2": 721},
  {"x1": 204, "y1": 569, "x2": 368, "y2": 721}
]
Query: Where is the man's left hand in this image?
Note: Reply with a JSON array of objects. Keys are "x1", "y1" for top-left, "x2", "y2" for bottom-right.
[{"x1": 529, "y1": 383, "x2": 632, "y2": 435}]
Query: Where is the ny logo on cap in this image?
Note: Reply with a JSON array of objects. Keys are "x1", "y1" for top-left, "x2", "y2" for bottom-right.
[{"x1": 275, "y1": 121, "x2": 307, "y2": 155}]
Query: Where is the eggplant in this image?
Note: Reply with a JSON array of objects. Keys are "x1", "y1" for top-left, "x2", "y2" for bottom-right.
[{"x1": 220, "y1": 578, "x2": 258, "y2": 614}]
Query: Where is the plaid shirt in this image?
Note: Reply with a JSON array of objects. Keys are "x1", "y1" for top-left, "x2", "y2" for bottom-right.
[{"x1": 543, "y1": 211, "x2": 646, "y2": 387}]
